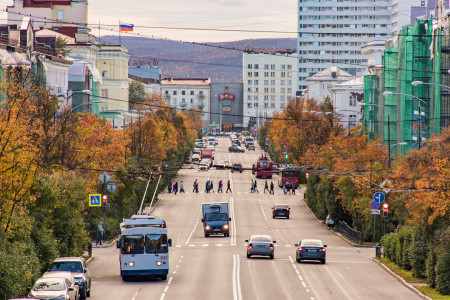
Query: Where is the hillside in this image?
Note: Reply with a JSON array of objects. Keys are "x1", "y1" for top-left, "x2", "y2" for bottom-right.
[{"x1": 100, "y1": 36, "x2": 297, "y2": 83}]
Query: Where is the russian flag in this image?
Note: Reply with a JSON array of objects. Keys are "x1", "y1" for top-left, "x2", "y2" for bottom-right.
[{"x1": 120, "y1": 22, "x2": 134, "y2": 32}]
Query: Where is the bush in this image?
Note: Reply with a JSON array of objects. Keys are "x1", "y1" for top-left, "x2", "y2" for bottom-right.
[
  {"x1": 426, "y1": 242, "x2": 437, "y2": 288},
  {"x1": 408, "y1": 229, "x2": 428, "y2": 278},
  {"x1": 435, "y1": 229, "x2": 450, "y2": 295},
  {"x1": 381, "y1": 233, "x2": 397, "y2": 261},
  {"x1": 395, "y1": 226, "x2": 413, "y2": 269}
]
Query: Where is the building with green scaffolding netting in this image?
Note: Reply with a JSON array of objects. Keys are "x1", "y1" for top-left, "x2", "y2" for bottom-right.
[{"x1": 363, "y1": 18, "x2": 448, "y2": 155}]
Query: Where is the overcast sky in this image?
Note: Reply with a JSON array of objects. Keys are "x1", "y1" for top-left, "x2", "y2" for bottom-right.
[{"x1": 1, "y1": 0, "x2": 297, "y2": 42}]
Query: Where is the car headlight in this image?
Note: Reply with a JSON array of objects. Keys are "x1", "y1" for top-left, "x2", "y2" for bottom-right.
[
  {"x1": 75, "y1": 277, "x2": 85, "y2": 285},
  {"x1": 156, "y1": 261, "x2": 162, "y2": 266},
  {"x1": 129, "y1": 261, "x2": 134, "y2": 267},
  {"x1": 223, "y1": 224, "x2": 229, "y2": 230},
  {"x1": 205, "y1": 225, "x2": 211, "y2": 230}
]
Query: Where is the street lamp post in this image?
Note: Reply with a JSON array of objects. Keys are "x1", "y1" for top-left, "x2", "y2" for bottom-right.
[{"x1": 383, "y1": 91, "x2": 426, "y2": 149}]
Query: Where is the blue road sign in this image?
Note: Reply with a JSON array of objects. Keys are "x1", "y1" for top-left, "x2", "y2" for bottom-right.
[
  {"x1": 89, "y1": 194, "x2": 102, "y2": 207},
  {"x1": 373, "y1": 192, "x2": 385, "y2": 204},
  {"x1": 371, "y1": 200, "x2": 380, "y2": 210}
]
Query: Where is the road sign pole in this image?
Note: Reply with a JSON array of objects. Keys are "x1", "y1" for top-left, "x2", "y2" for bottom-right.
[
  {"x1": 373, "y1": 215, "x2": 376, "y2": 243},
  {"x1": 103, "y1": 175, "x2": 107, "y2": 243},
  {"x1": 383, "y1": 194, "x2": 388, "y2": 236}
]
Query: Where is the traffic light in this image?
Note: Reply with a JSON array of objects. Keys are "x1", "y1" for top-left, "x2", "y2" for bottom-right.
[
  {"x1": 285, "y1": 153, "x2": 288, "y2": 159},
  {"x1": 306, "y1": 173, "x2": 309, "y2": 179},
  {"x1": 383, "y1": 203, "x2": 389, "y2": 217},
  {"x1": 102, "y1": 194, "x2": 108, "y2": 207}
]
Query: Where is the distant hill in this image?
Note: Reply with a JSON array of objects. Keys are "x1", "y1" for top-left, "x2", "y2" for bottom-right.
[{"x1": 100, "y1": 36, "x2": 297, "y2": 83}]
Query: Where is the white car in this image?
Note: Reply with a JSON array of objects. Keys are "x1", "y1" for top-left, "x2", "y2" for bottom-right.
[
  {"x1": 192, "y1": 153, "x2": 201, "y2": 162},
  {"x1": 198, "y1": 161, "x2": 209, "y2": 171},
  {"x1": 215, "y1": 160, "x2": 229, "y2": 169},
  {"x1": 29, "y1": 277, "x2": 77, "y2": 300}
]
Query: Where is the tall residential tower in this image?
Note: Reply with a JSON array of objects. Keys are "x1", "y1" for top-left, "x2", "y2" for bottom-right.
[{"x1": 297, "y1": 0, "x2": 392, "y2": 91}]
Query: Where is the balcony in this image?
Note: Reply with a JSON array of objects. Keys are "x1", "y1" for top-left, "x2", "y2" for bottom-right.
[
  {"x1": 198, "y1": 101, "x2": 205, "y2": 109},
  {"x1": 180, "y1": 102, "x2": 187, "y2": 107},
  {"x1": 197, "y1": 94, "x2": 205, "y2": 100},
  {"x1": 163, "y1": 94, "x2": 171, "y2": 100}
]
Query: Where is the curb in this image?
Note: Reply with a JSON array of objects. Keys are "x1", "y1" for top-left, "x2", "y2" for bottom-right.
[
  {"x1": 299, "y1": 197, "x2": 375, "y2": 248},
  {"x1": 371, "y1": 258, "x2": 432, "y2": 300}
]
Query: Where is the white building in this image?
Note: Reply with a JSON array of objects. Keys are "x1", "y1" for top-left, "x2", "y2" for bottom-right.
[
  {"x1": 297, "y1": 0, "x2": 392, "y2": 91},
  {"x1": 305, "y1": 66, "x2": 355, "y2": 104},
  {"x1": 330, "y1": 76, "x2": 364, "y2": 131},
  {"x1": 242, "y1": 48, "x2": 297, "y2": 128},
  {"x1": 161, "y1": 78, "x2": 211, "y2": 126}
]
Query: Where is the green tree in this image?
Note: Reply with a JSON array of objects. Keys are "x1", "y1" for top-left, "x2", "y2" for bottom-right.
[{"x1": 129, "y1": 80, "x2": 146, "y2": 109}]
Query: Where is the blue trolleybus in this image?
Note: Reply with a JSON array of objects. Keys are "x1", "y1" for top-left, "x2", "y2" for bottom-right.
[{"x1": 118, "y1": 215, "x2": 172, "y2": 281}]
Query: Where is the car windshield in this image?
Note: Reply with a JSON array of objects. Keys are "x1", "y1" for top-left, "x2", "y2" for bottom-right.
[
  {"x1": 121, "y1": 234, "x2": 144, "y2": 254},
  {"x1": 234, "y1": 164, "x2": 242, "y2": 167},
  {"x1": 301, "y1": 240, "x2": 323, "y2": 247},
  {"x1": 206, "y1": 213, "x2": 228, "y2": 221},
  {"x1": 250, "y1": 235, "x2": 272, "y2": 243},
  {"x1": 33, "y1": 278, "x2": 66, "y2": 291},
  {"x1": 51, "y1": 261, "x2": 83, "y2": 273},
  {"x1": 145, "y1": 234, "x2": 169, "y2": 254}
]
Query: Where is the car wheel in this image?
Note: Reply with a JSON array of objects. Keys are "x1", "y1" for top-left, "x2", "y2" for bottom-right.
[
  {"x1": 161, "y1": 274, "x2": 168, "y2": 280},
  {"x1": 273, "y1": 215, "x2": 275, "y2": 219},
  {"x1": 86, "y1": 286, "x2": 91, "y2": 297},
  {"x1": 287, "y1": 216, "x2": 290, "y2": 219},
  {"x1": 270, "y1": 254, "x2": 274, "y2": 259},
  {"x1": 122, "y1": 276, "x2": 128, "y2": 282},
  {"x1": 247, "y1": 253, "x2": 251, "y2": 258},
  {"x1": 296, "y1": 257, "x2": 301, "y2": 263},
  {"x1": 321, "y1": 259, "x2": 326, "y2": 264},
  {"x1": 205, "y1": 233, "x2": 209, "y2": 237},
  {"x1": 80, "y1": 288, "x2": 87, "y2": 299}
]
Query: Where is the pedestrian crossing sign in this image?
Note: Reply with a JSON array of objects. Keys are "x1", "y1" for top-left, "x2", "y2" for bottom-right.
[{"x1": 89, "y1": 194, "x2": 102, "y2": 207}]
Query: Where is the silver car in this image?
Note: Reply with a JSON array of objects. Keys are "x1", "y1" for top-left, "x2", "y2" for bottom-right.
[
  {"x1": 42, "y1": 271, "x2": 79, "y2": 300},
  {"x1": 29, "y1": 277, "x2": 77, "y2": 300},
  {"x1": 246, "y1": 235, "x2": 276, "y2": 259}
]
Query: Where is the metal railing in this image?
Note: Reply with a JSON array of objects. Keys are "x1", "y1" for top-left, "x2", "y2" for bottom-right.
[{"x1": 337, "y1": 221, "x2": 362, "y2": 243}]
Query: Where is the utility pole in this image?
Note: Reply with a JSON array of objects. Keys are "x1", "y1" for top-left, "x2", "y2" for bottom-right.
[{"x1": 388, "y1": 115, "x2": 391, "y2": 168}]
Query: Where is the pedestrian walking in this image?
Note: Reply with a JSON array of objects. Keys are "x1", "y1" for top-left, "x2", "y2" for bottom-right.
[
  {"x1": 211, "y1": 181, "x2": 215, "y2": 193},
  {"x1": 193, "y1": 179, "x2": 198, "y2": 193},
  {"x1": 173, "y1": 182, "x2": 178, "y2": 195},
  {"x1": 292, "y1": 184, "x2": 296, "y2": 195},
  {"x1": 180, "y1": 181, "x2": 185, "y2": 193},
  {"x1": 218, "y1": 180, "x2": 223, "y2": 193},
  {"x1": 254, "y1": 180, "x2": 258, "y2": 193},
  {"x1": 270, "y1": 181, "x2": 274, "y2": 194},
  {"x1": 251, "y1": 179, "x2": 254, "y2": 193},
  {"x1": 96, "y1": 221, "x2": 104, "y2": 246},
  {"x1": 264, "y1": 180, "x2": 269, "y2": 194},
  {"x1": 168, "y1": 181, "x2": 172, "y2": 193},
  {"x1": 226, "y1": 180, "x2": 232, "y2": 193},
  {"x1": 283, "y1": 184, "x2": 286, "y2": 195},
  {"x1": 286, "y1": 182, "x2": 291, "y2": 195}
]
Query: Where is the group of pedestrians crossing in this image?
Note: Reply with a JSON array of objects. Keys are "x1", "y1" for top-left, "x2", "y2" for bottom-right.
[
  {"x1": 167, "y1": 181, "x2": 185, "y2": 195},
  {"x1": 282, "y1": 182, "x2": 296, "y2": 195}
]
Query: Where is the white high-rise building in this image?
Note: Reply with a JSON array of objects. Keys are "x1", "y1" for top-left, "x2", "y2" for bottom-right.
[
  {"x1": 297, "y1": 0, "x2": 392, "y2": 91},
  {"x1": 243, "y1": 48, "x2": 298, "y2": 128}
]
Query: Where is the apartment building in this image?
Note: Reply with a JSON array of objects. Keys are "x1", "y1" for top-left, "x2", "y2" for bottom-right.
[
  {"x1": 297, "y1": 0, "x2": 392, "y2": 90},
  {"x1": 243, "y1": 48, "x2": 297, "y2": 128}
]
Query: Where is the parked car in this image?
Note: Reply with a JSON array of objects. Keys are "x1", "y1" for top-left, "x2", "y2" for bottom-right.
[
  {"x1": 231, "y1": 163, "x2": 243, "y2": 173},
  {"x1": 272, "y1": 204, "x2": 290, "y2": 219},
  {"x1": 29, "y1": 277, "x2": 77, "y2": 300},
  {"x1": 50, "y1": 257, "x2": 91, "y2": 299},
  {"x1": 42, "y1": 271, "x2": 79, "y2": 300},
  {"x1": 246, "y1": 235, "x2": 276, "y2": 259},
  {"x1": 295, "y1": 239, "x2": 327, "y2": 264}
]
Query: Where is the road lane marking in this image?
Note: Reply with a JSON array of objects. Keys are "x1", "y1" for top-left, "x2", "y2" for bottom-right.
[
  {"x1": 163, "y1": 286, "x2": 169, "y2": 293},
  {"x1": 189, "y1": 244, "x2": 195, "y2": 247},
  {"x1": 185, "y1": 211, "x2": 201, "y2": 245},
  {"x1": 302, "y1": 281, "x2": 307, "y2": 288},
  {"x1": 203, "y1": 244, "x2": 209, "y2": 247},
  {"x1": 324, "y1": 266, "x2": 352, "y2": 299},
  {"x1": 232, "y1": 255, "x2": 243, "y2": 300},
  {"x1": 168, "y1": 277, "x2": 173, "y2": 284},
  {"x1": 132, "y1": 290, "x2": 140, "y2": 300},
  {"x1": 258, "y1": 198, "x2": 268, "y2": 221}
]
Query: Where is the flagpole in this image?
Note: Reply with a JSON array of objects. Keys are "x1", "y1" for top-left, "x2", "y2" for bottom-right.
[{"x1": 119, "y1": 20, "x2": 122, "y2": 46}]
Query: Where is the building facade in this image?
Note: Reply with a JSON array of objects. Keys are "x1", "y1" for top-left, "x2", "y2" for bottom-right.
[
  {"x1": 243, "y1": 49, "x2": 297, "y2": 128},
  {"x1": 297, "y1": 0, "x2": 392, "y2": 91},
  {"x1": 305, "y1": 66, "x2": 355, "y2": 104},
  {"x1": 96, "y1": 45, "x2": 130, "y2": 113},
  {"x1": 7, "y1": 0, "x2": 88, "y2": 30},
  {"x1": 161, "y1": 78, "x2": 211, "y2": 127},
  {"x1": 210, "y1": 83, "x2": 244, "y2": 131}
]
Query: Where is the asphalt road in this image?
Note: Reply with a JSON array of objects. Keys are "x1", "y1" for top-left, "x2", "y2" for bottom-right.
[{"x1": 88, "y1": 137, "x2": 422, "y2": 300}]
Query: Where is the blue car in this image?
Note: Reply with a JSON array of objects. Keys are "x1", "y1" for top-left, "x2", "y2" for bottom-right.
[{"x1": 295, "y1": 239, "x2": 327, "y2": 264}]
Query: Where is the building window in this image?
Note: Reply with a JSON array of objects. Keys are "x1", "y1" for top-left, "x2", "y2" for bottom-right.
[
  {"x1": 101, "y1": 89, "x2": 108, "y2": 98},
  {"x1": 248, "y1": 103, "x2": 252, "y2": 108},
  {"x1": 254, "y1": 103, "x2": 258, "y2": 107},
  {"x1": 191, "y1": 99, "x2": 194, "y2": 103},
  {"x1": 254, "y1": 72, "x2": 259, "y2": 77},
  {"x1": 102, "y1": 71, "x2": 108, "y2": 78},
  {"x1": 248, "y1": 72, "x2": 252, "y2": 77},
  {"x1": 270, "y1": 103, "x2": 275, "y2": 108},
  {"x1": 248, "y1": 64, "x2": 252, "y2": 69},
  {"x1": 248, "y1": 80, "x2": 252, "y2": 84},
  {"x1": 165, "y1": 90, "x2": 168, "y2": 94},
  {"x1": 349, "y1": 95, "x2": 358, "y2": 106},
  {"x1": 182, "y1": 91, "x2": 185, "y2": 95},
  {"x1": 58, "y1": 10, "x2": 64, "y2": 21},
  {"x1": 264, "y1": 64, "x2": 269, "y2": 69},
  {"x1": 190, "y1": 91, "x2": 194, "y2": 95},
  {"x1": 271, "y1": 64, "x2": 275, "y2": 69},
  {"x1": 199, "y1": 91, "x2": 203, "y2": 95},
  {"x1": 254, "y1": 80, "x2": 259, "y2": 84},
  {"x1": 254, "y1": 64, "x2": 259, "y2": 69}
]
